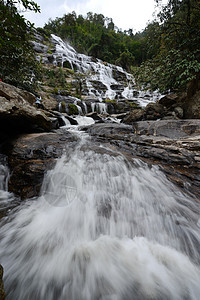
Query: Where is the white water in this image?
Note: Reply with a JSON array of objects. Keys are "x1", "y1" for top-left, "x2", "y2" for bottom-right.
[
  {"x1": 74, "y1": 116, "x2": 95, "y2": 126},
  {"x1": 91, "y1": 102, "x2": 108, "y2": 114},
  {"x1": 0, "y1": 163, "x2": 15, "y2": 214},
  {"x1": 51, "y1": 34, "x2": 161, "y2": 106},
  {"x1": 0, "y1": 130, "x2": 200, "y2": 299}
]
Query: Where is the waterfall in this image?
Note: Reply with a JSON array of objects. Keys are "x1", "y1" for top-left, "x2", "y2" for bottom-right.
[
  {"x1": 58, "y1": 102, "x2": 62, "y2": 112},
  {"x1": 91, "y1": 103, "x2": 107, "y2": 114},
  {"x1": 0, "y1": 161, "x2": 16, "y2": 216},
  {"x1": 60, "y1": 115, "x2": 71, "y2": 126},
  {"x1": 0, "y1": 129, "x2": 200, "y2": 300},
  {"x1": 82, "y1": 101, "x2": 88, "y2": 114},
  {"x1": 51, "y1": 34, "x2": 160, "y2": 106}
]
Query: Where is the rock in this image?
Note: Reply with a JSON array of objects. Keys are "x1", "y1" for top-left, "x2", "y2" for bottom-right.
[
  {"x1": 158, "y1": 91, "x2": 200, "y2": 119},
  {"x1": 85, "y1": 123, "x2": 133, "y2": 141},
  {"x1": 174, "y1": 106, "x2": 184, "y2": 118},
  {"x1": 159, "y1": 94, "x2": 180, "y2": 108},
  {"x1": 110, "y1": 84, "x2": 124, "y2": 91},
  {"x1": 86, "y1": 112, "x2": 102, "y2": 121},
  {"x1": 123, "y1": 109, "x2": 144, "y2": 123},
  {"x1": 91, "y1": 80, "x2": 107, "y2": 93},
  {"x1": 65, "y1": 115, "x2": 78, "y2": 125},
  {"x1": 144, "y1": 102, "x2": 166, "y2": 120},
  {"x1": 111, "y1": 113, "x2": 128, "y2": 119},
  {"x1": 7, "y1": 130, "x2": 79, "y2": 199},
  {"x1": 0, "y1": 265, "x2": 5, "y2": 300},
  {"x1": 123, "y1": 100, "x2": 178, "y2": 124},
  {"x1": 0, "y1": 82, "x2": 52, "y2": 135},
  {"x1": 183, "y1": 91, "x2": 200, "y2": 119},
  {"x1": 112, "y1": 69, "x2": 127, "y2": 82}
]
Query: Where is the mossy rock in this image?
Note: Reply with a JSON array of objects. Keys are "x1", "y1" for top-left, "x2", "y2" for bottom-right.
[
  {"x1": 63, "y1": 60, "x2": 72, "y2": 69},
  {"x1": 68, "y1": 103, "x2": 78, "y2": 115}
]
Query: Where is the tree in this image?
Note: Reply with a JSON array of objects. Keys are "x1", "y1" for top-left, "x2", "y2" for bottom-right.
[
  {"x1": 44, "y1": 12, "x2": 145, "y2": 69},
  {"x1": 134, "y1": 0, "x2": 200, "y2": 92},
  {"x1": 0, "y1": 0, "x2": 40, "y2": 91}
]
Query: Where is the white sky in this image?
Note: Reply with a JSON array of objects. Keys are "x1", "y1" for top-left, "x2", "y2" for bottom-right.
[{"x1": 23, "y1": 0, "x2": 166, "y2": 32}]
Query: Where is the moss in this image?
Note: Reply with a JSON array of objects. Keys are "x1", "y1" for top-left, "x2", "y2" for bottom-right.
[
  {"x1": 105, "y1": 99, "x2": 116, "y2": 103},
  {"x1": 52, "y1": 87, "x2": 59, "y2": 94},
  {"x1": 125, "y1": 100, "x2": 139, "y2": 109},
  {"x1": 63, "y1": 60, "x2": 72, "y2": 69},
  {"x1": 45, "y1": 69, "x2": 55, "y2": 79},
  {"x1": 68, "y1": 103, "x2": 78, "y2": 115}
]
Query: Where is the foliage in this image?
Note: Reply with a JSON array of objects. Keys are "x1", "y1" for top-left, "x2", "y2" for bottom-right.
[
  {"x1": 44, "y1": 12, "x2": 145, "y2": 70},
  {"x1": 134, "y1": 0, "x2": 200, "y2": 92},
  {"x1": 0, "y1": 0, "x2": 40, "y2": 91}
]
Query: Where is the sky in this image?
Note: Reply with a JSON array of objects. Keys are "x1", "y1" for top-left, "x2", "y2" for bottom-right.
[{"x1": 23, "y1": 0, "x2": 163, "y2": 32}]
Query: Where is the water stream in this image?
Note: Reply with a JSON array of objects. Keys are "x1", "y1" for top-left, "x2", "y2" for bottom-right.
[{"x1": 0, "y1": 127, "x2": 200, "y2": 299}]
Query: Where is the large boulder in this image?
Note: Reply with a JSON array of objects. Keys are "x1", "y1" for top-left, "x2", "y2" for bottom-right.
[
  {"x1": 158, "y1": 91, "x2": 200, "y2": 119},
  {"x1": 0, "y1": 82, "x2": 52, "y2": 133},
  {"x1": 7, "y1": 130, "x2": 79, "y2": 199},
  {"x1": 123, "y1": 102, "x2": 167, "y2": 124},
  {"x1": 123, "y1": 109, "x2": 144, "y2": 123}
]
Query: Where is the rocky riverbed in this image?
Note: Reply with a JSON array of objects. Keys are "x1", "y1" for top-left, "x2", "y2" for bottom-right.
[
  {"x1": 0, "y1": 80, "x2": 200, "y2": 299},
  {"x1": 1, "y1": 119, "x2": 198, "y2": 201}
]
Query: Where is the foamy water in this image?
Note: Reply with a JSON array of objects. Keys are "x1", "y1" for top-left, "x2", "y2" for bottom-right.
[{"x1": 0, "y1": 132, "x2": 200, "y2": 299}]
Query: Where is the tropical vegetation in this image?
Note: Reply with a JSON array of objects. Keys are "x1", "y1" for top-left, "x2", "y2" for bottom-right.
[{"x1": 0, "y1": 0, "x2": 199, "y2": 94}]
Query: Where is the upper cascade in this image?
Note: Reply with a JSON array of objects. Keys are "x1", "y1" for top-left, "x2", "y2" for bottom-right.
[{"x1": 50, "y1": 34, "x2": 160, "y2": 106}]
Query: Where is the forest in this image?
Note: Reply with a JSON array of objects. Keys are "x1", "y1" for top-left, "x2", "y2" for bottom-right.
[{"x1": 0, "y1": 0, "x2": 200, "y2": 93}]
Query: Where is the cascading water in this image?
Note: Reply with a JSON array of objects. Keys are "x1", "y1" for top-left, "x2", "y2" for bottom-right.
[
  {"x1": 0, "y1": 160, "x2": 16, "y2": 216},
  {"x1": 0, "y1": 127, "x2": 200, "y2": 300},
  {"x1": 91, "y1": 102, "x2": 107, "y2": 114},
  {"x1": 51, "y1": 34, "x2": 161, "y2": 105}
]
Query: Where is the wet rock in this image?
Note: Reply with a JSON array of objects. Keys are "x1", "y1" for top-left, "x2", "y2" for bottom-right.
[
  {"x1": 0, "y1": 265, "x2": 5, "y2": 300},
  {"x1": 86, "y1": 112, "x2": 102, "y2": 121},
  {"x1": 91, "y1": 80, "x2": 107, "y2": 93},
  {"x1": 65, "y1": 115, "x2": 78, "y2": 125},
  {"x1": 7, "y1": 131, "x2": 79, "y2": 199},
  {"x1": 110, "y1": 84, "x2": 124, "y2": 91},
  {"x1": 112, "y1": 69, "x2": 127, "y2": 82},
  {"x1": 85, "y1": 123, "x2": 133, "y2": 141}
]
